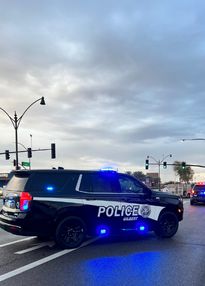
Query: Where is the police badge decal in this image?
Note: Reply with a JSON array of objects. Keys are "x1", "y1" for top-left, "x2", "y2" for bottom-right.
[{"x1": 140, "y1": 205, "x2": 151, "y2": 218}]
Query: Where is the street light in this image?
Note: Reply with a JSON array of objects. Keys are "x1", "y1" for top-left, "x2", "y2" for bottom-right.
[
  {"x1": 147, "y1": 154, "x2": 172, "y2": 191},
  {"x1": 0, "y1": 97, "x2": 45, "y2": 170},
  {"x1": 181, "y1": 138, "x2": 205, "y2": 141}
]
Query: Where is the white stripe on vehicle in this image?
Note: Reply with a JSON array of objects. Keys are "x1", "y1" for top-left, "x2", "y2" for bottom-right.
[{"x1": 33, "y1": 197, "x2": 164, "y2": 221}]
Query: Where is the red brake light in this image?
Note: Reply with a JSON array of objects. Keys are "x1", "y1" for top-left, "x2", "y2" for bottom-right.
[
  {"x1": 190, "y1": 190, "x2": 194, "y2": 194},
  {"x1": 20, "y1": 192, "x2": 32, "y2": 211}
]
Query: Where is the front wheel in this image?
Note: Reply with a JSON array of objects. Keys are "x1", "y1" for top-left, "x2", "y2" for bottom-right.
[
  {"x1": 54, "y1": 216, "x2": 87, "y2": 249},
  {"x1": 154, "y1": 212, "x2": 178, "y2": 238}
]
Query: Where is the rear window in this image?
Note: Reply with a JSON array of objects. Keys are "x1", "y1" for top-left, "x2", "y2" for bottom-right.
[{"x1": 6, "y1": 176, "x2": 29, "y2": 191}]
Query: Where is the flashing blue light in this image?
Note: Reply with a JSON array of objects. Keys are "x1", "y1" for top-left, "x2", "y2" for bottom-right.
[
  {"x1": 100, "y1": 167, "x2": 115, "y2": 172},
  {"x1": 23, "y1": 205, "x2": 29, "y2": 210},
  {"x1": 97, "y1": 225, "x2": 109, "y2": 236},
  {"x1": 47, "y1": 186, "x2": 54, "y2": 191},
  {"x1": 22, "y1": 201, "x2": 29, "y2": 210},
  {"x1": 139, "y1": 226, "x2": 145, "y2": 231}
]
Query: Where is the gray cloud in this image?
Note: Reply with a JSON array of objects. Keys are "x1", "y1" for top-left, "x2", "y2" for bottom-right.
[{"x1": 1, "y1": 0, "x2": 205, "y2": 182}]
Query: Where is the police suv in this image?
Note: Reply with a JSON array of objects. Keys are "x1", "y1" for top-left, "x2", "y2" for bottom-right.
[
  {"x1": 190, "y1": 182, "x2": 205, "y2": 205},
  {"x1": 0, "y1": 168, "x2": 184, "y2": 249}
]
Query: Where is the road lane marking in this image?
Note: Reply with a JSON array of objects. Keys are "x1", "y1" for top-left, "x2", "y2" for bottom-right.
[
  {"x1": 0, "y1": 237, "x2": 36, "y2": 248},
  {"x1": 0, "y1": 237, "x2": 100, "y2": 282},
  {"x1": 15, "y1": 241, "x2": 55, "y2": 254}
]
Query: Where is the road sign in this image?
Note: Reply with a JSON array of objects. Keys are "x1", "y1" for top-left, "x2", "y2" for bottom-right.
[{"x1": 22, "y1": 162, "x2": 30, "y2": 167}]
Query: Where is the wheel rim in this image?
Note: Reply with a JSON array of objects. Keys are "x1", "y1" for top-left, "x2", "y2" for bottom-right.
[
  {"x1": 61, "y1": 220, "x2": 84, "y2": 246},
  {"x1": 160, "y1": 214, "x2": 177, "y2": 236}
]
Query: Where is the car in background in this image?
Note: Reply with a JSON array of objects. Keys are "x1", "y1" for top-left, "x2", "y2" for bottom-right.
[
  {"x1": 0, "y1": 188, "x2": 3, "y2": 197},
  {"x1": 190, "y1": 183, "x2": 205, "y2": 205}
]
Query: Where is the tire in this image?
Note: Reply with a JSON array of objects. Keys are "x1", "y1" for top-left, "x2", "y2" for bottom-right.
[
  {"x1": 190, "y1": 200, "x2": 194, "y2": 205},
  {"x1": 54, "y1": 216, "x2": 87, "y2": 249},
  {"x1": 154, "y1": 212, "x2": 178, "y2": 238}
]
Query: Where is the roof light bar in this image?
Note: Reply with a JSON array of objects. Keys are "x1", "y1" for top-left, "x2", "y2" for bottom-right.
[{"x1": 100, "y1": 167, "x2": 116, "y2": 172}]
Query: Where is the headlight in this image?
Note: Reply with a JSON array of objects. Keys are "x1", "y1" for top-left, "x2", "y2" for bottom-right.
[{"x1": 178, "y1": 196, "x2": 183, "y2": 202}]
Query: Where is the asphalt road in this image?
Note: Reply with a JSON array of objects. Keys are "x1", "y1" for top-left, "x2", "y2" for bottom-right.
[{"x1": 0, "y1": 198, "x2": 205, "y2": 286}]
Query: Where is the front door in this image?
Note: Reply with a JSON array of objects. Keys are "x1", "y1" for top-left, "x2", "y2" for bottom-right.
[{"x1": 117, "y1": 174, "x2": 153, "y2": 231}]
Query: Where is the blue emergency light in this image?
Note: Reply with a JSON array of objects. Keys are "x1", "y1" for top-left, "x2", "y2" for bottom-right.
[{"x1": 100, "y1": 167, "x2": 116, "y2": 172}]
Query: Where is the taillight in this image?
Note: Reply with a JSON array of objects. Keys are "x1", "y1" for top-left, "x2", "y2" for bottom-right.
[
  {"x1": 190, "y1": 190, "x2": 194, "y2": 195},
  {"x1": 20, "y1": 192, "x2": 32, "y2": 211}
]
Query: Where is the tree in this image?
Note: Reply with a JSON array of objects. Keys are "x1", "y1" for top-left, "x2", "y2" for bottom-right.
[
  {"x1": 125, "y1": 171, "x2": 146, "y2": 182},
  {"x1": 125, "y1": 171, "x2": 132, "y2": 175},
  {"x1": 173, "y1": 160, "x2": 194, "y2": 183},
  {"x1": 132, "y1": 171, "x2": 146, "y2": 182}
]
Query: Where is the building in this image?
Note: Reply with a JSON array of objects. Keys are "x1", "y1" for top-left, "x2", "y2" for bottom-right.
[
  {"x1": 0, "y1": 173, "x2": 13, "y2": 188},
  {"x1": 146, "y1": 173, "x2": 159, "y2": 188}
]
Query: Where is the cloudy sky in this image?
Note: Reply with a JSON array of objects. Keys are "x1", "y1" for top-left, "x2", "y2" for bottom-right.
[{"x1": 0, "y1": 0, "x2": 205, "y2": 183}]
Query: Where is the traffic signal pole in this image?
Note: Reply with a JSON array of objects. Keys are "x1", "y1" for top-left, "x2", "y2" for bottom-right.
[
  {"x1": 0, "y1": 143, "x2": 56, "y2": 170},
  {"x1": 14, "y1": 112, "x2": 19, "y2": 169}
]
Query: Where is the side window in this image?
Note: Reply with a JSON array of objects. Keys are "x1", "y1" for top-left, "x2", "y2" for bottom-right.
[
  {"x1": 30, "y1": 173, "x2": 76, "y2": 193},
  {"x1": 91, "y1": 173, "x2": 119, "y2": 193},
  {"x1": 118, "y1": 175, "x2": 144, "y2": 193},
  {"x1": 80, "y1": 174, "x2": 92, "y2": 192}
]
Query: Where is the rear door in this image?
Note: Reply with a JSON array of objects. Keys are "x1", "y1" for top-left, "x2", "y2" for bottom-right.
[{"x1": 1, "y1": 173, "x2": 31, "y2": 227}]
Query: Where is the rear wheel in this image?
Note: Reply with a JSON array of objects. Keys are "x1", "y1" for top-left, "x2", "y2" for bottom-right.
[
  {"x1": 54, "y1": 216, "x2": 87, "y2": 249},
  {"x1": 190, "y1": 200, "x2": 194, "y2": 205},
  {"x1": 154, "y1": 212, "x2": 178, "y2": 238}
]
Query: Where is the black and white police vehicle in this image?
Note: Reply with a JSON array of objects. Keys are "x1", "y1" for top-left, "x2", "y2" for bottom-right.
[
  {"x1": 190, "y1": 182, "x2": 205, "y2": 205},
  {"x1": 0, "y1": 168, "x2": 184, "y2": 249}
]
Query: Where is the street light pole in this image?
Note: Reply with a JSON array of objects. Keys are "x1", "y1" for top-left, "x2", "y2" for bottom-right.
[
  {"x1": 0, "y1": 97, "x2": 45, "y2": 170},
  {"x1": 147, "y1": 154, "x2": 172, "y2": 191}
]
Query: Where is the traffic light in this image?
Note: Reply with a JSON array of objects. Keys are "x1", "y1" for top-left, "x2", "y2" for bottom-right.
[
  {"x1": 182, "y1": 162, "x2": 186, "y2": 170},
  {"x1": 13, "y1": 159, "x2": 16, "y2": 166},
  {"x1": 51, "y1": 143, "x2": 56, "y2": 159},
  {"x1": 145, "y1": 159, "x2": 149, "y2": 169},
  {"x1": 5, "y1": 150, "x2": 10, "y2": 160},
  {"x1": 27, "y1": 148, "x2": 32, "y2": 158},
  {"x1": 163, "y1": 162, "x2": 167, "y2": 169}
]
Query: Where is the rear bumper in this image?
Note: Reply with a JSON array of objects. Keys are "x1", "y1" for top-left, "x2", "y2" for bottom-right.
[
  {"x1": 191, "y1": 197, "x2": 205, "y2": 203},
  {"x1": 0, "y1": 219, "x2": 23, "y2": 235},
  {"x1": 0, "y1": 214, "x2": 51, "y2": 237}
]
